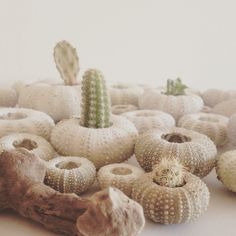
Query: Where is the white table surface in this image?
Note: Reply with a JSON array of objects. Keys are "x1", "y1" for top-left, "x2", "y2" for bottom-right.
[{"x1": 0, "y1": 153, "x2": 235, "y2": 236}]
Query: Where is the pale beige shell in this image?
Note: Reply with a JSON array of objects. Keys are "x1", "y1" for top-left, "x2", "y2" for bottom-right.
[
  {"x1": 0, "y1": 133, "x2": 55, "y2": 161},
  {"x1": 139, "y1": 89, "x2": 203, "y2": 120},
  {"x1": 178, "y1": 113, "x2": 228, "y2": 147},
  {"x1": 122, "y1": 110, "x2": 175, "y2": 134},
  {"x1": 0, "y1": 108, "x2": 54, "y2": 140},
  {"x1": 135, "y1": 127, "x2": 217, "y2": 177},
  {"x1": 45, "y1": 156, "x2": 96, "y2": 194},
  {"x1": 227, "y1": 113, "x2": 236, "y2": 145},
  {"x1": 110, "y1": 83, "x2": 144, "y2": 106},
  {"x1": 51, "y1": 115, "x2": 138, "y2": 169},
  {"x1": 0, "y1": 87, "x2": 17, "y2": 107},
  {"x1": 18, "y1": 83, "x2": 81, "y2": 122},
  {"x1": 202, "y1": 89, "x2": 236, "y2": 107},
  {"x1": 216, "y1": 150, "x2": 236, "y2": 192},
  {"x1": 97, "y1": 163, "x2": 144, "y2": 197},
  {"x1": 131, "y1": 171, "x2": 210, "y2": 224},
  {"x1": 212, "y1": 99, "x2": 236, "y2": 117},
  {"x1": 112, "y1": 104, "x2": 138, "y2": 115}
]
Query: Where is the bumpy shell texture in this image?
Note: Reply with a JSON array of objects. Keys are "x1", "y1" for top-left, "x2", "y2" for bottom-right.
[
  {"x1": 216, "y1": 150, "x2": 236, "y2": 192},
  {"x1": 131, "y1": 170, "x2": 210, "y2": 224},
  {"x1": 202, "y1": 89, "x2": 236, "y2": 107},
  {"x1": 0, "y1": 87, "x2": 17, "y2": 107},
  {"x1": 110, "y1": 83, "x2": 144, "y2": 106},
  {"x1": 212, "y1": 99, "x2": 236, "y2": 117},
  {"x1": 54, "y1": 40, "x2": 79, "y2": 85},
  {"x1": 0, "y1": 133, "x2": 55, "y2": 161},
  {"x1": 112, "y1": 104, "x2": 138, "y2": 115},
  {"x1": 122, "y1": 110, "x2": 175, "y2": 134},
  {"x1": 135, "y1": 127, "x2": 217, "y2": 177},
  {"x1": 139, "y1": 89, "x2": 203, "y2": 120},
  {"x1": 97, "y1": 163, "x2": 144, "y2": 197},
  {"x1": 51, "y1": 115, "x2": 138, "y2": 169},
  {"x1": 227, "y1": 113, "x2": 236, "y2": 146},
  {"x1": 18, "y1": 83, "x2": 81, "y2": 122},
  {"x1": 0, "y1": 108, "x2": 54, "y2": 140},
  {"x1": 178, "y1": 113, "x2": 228, "y2": 147},
  {"x1": 45, "y1": 156, "x2": 96, "y2": 194},
  {"x1": 80, "y1": 69, "x2": 111, "y2": 128}
]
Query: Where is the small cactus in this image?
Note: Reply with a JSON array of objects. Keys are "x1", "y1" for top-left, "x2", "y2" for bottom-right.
[
  {"x1": 80, "y1": 69, "x2": 111, "y2": 128},
  {"x1": 152, "y1": 159, "x2": 185, "y2": 188},
  {"x1": 165, "y1": 78, "x2": 188, "y2": 96},
  {"x1": 54, "y1": 40, "x2": 79, "y2": 85}
]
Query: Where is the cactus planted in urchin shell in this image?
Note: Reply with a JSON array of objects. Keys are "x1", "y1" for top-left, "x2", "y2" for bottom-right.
[
  {"x1": 164, "y1": 78, "x2": 188, "y2": 96},
  {"x1": 152, "y1": 159, "x2": 185, "y2": 188},
  {"x1": 80, "y1": 69, "x2": 111, "y2": 128},
  {"x1": 54, "y1": 40, "x2": 79, "y2": 85}
]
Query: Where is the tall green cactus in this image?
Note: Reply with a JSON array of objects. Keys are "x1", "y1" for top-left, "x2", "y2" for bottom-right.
[
  {"x1": 164, "y1": 78, "x2": 188, "y2": 96},
  {"x1": 80, "y1": 69, "x2": 111, "y2": 128}
]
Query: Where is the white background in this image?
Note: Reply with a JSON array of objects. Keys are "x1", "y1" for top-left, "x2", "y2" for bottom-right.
[
  {"x1": 1, "y1": 0, "x2": 236, "y2": 89},
  {"x1": 0, "y1": 1, "x2": 236, "y2": 236}
]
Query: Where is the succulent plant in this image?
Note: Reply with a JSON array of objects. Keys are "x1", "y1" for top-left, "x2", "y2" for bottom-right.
[
  {"x1": 80, "y1": 69, "x2": 111, "y2": 128},
  {"x1": 165, "y1": 78, "x2": 188, "y2": 96},
  {"x1": 152, "y1": 159, "x2": 185, "y2": 188},
  {"x1": 54, "y1": 40, "x2": 79, "y2": 85}
]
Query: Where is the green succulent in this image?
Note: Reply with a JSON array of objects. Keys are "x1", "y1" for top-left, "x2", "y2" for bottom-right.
[{"x1": 165, "y1": 78, "x2": 188, "y2": 96}]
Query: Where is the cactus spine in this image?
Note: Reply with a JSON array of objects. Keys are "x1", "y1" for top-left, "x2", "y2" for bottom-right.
[
  {"x1": 54, "y1": 40, "x2": 79, "y2": 85},
  {"x1": 80, "y1": 69, "x2": 111, "y2": 128},
  {"x1": 165, "y1": 78, "x2": 188, "y2": 96}
]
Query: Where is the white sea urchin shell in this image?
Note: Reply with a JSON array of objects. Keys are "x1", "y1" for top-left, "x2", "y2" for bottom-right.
[
  {"x1": 51, "y1": 115, "x2": 138, "y2": 169},
  {"x1": 131, "y1": 165, "x2": 210, "y2": 224},
  {"x1": 45, "y1": 156, "x2": 96, "y2": 194},
  {"x1": 0, "y1": 133, "x2": 55, "y2": 161},
  {"x1": 216, "y1": 150, "x2": 236, "y2": 192},
  {"x1": 134, "y1": 127, "x2": 217, "y2": 177},
  {"x1": 139, "y1": 89, "x2": 203, "y2": 120},
  {"x1": 178, "y1": 113, "x2": 228, "y2": 147},
  {"x1": 110, "y1": 83, "x2": 144, "y2": 106},
  {"x1": 0, "y1": 108, "x2": 54, "y2": 140},
  {"x1": 98, "y1": 163, "x2": 144, "y2": 197},
  {"x1": 122, "y1": 110, "x2": 175, "y2": 134}
]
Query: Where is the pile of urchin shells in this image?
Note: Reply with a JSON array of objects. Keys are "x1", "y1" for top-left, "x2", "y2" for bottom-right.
[{"x1": 0, "y1": 40, "x2": 236, "y2": 235}]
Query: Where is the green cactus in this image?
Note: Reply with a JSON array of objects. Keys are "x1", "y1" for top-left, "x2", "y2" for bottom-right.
[
  {"x1": 164, "y1": 78, "x2": 188, "y2": 96},
  {"x1": 80, "y1": 69, "x2": 111, "y2": 128}
]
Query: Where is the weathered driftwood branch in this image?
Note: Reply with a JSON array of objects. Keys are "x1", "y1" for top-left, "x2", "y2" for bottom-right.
[{"x1": 0, "y1": 149, "x2": 145, "y2": 236}]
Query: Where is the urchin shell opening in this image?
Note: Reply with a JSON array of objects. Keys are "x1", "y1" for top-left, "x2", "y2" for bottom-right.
[
  {"x1": 162, "y1": 133, "x2": 191, "y2": 143},
  {"x1": 0, "y1": 112, "x2": 27, "y2": 120},
  {"x1": 56, "y1": 161, "x2": 81, "y2": 170},
  {"x1": 112, "y1": 167, "x2": 133, "y2": 175},
  {"x1": 198, "y1": 116, "x2": 219, "y2": 123},
  {"x1": 79, "y1": 119, "x2": 113, "y2": 129},
  {"x1": 13, "y1": 139, "x2": 38, "y2": 151}
]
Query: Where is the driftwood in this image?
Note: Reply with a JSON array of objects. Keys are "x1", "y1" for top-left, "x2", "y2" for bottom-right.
[{"x1": 0, "y1": 149, "x2": 145, "y2": 236}]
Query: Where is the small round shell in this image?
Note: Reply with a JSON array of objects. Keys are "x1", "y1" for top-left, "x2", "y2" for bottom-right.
[
  {"x1": 131, "y1": 171, "x2": 210, "y2": 224},
  {"x1": 110, "y1": 83, "x2": 144, "y2": 106},
  {"x1": 0, "y1": 87, "x2": 17, "y2": 107},
  {"x1": 98, "y1": 163, "x2": 144, "y2": 197},
  {"x1": 216, "y1": 150, "x2": 236, "y2": 192},
  {"x1": 212, "y1": 99, "x2": 236, "y2": 117},
  {"x1": 45, "y1": 156, "x2": 96, "y2": 194},
  {"x1": 122, "y1": 110, "x2": 175, "y2": 134},
  {"x1": 135, "y1": 127, "x2": 217, "y2": 177},
  {"x1": 178, "y1": 113, "x2": 228, "y2": 147},
  {"x1": 227, "y1": 113, "x2": 236, "y2": 145},
  {"x1": 0, "y1": 108, "x2": 54, "y2": 140},
  {"x1": 51, "y1": 115, "x2": 138, "y2": 169},
  {"x1": 0, "y1": 133, "x2": 55, "y2": 161}
]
